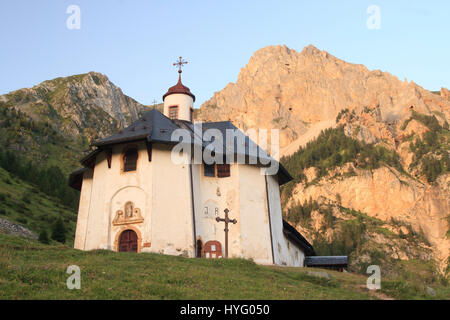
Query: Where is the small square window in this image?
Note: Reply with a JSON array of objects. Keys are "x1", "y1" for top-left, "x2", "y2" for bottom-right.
[
  {"x1": 123, "y1": 148, "x2": 138, "y2": 172},
  {"x1": 204, "y1": 163, "x2": 215, "y2": 177},
  {"x1": 217, "y1": 164, "x2": 230, "y2": 178}
]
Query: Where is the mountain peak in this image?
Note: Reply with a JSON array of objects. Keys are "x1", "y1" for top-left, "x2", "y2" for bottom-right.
[
  {"x1": 1, "y1": 72, "x2": 149, "y2": 141},
  {"x1": 301, "y1": 44, "x2": 322, "y2": 55},
  {"x1": 199, "y1": 44, "x2": 450, "y2": 146}
]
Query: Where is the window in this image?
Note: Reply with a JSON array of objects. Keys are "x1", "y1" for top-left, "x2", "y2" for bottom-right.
[
  {"x1": 123, "y1": 148, "x2": 138, "y2": 172},
  {"x1": 217, "y1": 164, "x2": 230, "y2": 178},
  {"x1": 190, "y1": 108, "x2": 194, "y2": 122},
  {"x1": 169, "y1": 106, "x2": 178, "y2": 120},
  {"x1": 203, "y1": 163, "x2": 231, "y2": 178},
  {"x1": 204, "y1": 163, "x2": 215, "y2": 177}
]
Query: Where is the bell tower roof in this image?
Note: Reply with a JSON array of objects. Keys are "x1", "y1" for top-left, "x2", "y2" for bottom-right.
[{"x1": 162, "y1": 56, "x2": 196, "y2": 102}]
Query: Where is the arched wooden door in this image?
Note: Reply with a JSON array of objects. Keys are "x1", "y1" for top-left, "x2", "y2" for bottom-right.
[{"x1": 118, "y1": 230, "x2": 138, "y2": 252}]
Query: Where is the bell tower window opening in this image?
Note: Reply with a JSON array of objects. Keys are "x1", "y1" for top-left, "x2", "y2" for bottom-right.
[{"x1": 169, "y1": 105, "x2": 179, "y2": 120}]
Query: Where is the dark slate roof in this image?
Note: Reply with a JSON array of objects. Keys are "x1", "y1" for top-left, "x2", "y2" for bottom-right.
[
  {"x1": 282, "y1": 220, "x2": 315, "y2": 256},
  {"x1": 68, "y1": 167, "x2": 88, "y2": 191},
  {"x1": 304, "y1": 256, "x2": 348, "y2": 267},
  {"x1": 71, "y1": 108, "x2": 293, "y2": 186},
  {"x1": 93, "y1": 108, "x2": 180, "y2": 147}
]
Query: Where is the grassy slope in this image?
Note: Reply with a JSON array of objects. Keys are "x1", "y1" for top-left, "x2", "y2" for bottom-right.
[
  {"x1": 1, "y1": 234, "x2": 448, "y2": 300},
  {"x1": 0, "y1": 167, "x2": 77, "y2": 245}
]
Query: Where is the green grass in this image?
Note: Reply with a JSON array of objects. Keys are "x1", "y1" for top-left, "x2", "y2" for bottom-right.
[
  {"x1": 1, "y1": 233, "x2": 448, "y2": 300},
  {"x1": 0, "y1": 233, "x2": 378, "y2": 300},
  {"x1": 0, "y1": 167, "x2": 77, "y2": 245}
]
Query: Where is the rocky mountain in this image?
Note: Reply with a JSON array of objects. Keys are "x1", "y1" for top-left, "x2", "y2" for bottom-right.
[
  {"x1": 0, "y1": 72, "x2": 149, "y2": 143},
  {"x1": 198, "y1": 45, "x2": 450, "y2": 149},
  {"x1": 0, "y1": 72, "x2": 150, "y2": 170},
  {"x1": 198, "y1": 45, "x2": 449, "y2": 276}
]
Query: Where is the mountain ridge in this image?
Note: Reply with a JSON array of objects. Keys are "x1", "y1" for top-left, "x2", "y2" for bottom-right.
[
  {"x1": 198, "y1": 44, "x2": 450, "y2": 148},
  {"x1": 197, "y1": 44, "x2": 449, "y2": 275}
]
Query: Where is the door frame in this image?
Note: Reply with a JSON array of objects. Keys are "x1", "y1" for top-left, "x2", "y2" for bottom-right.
[{"x1": 114, "y1": 226, "x2": 142, "y2": 253}]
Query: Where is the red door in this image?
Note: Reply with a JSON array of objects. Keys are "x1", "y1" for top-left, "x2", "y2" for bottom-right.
[
  {"x1": 118, "y1": 230, "x2": 138, "y2": 252},
  {"x1": 204, "y1": 241, "x2": 222, "y2": 259}
]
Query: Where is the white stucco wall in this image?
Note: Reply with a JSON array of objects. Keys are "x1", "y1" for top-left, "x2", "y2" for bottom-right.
[
  {"x1": 163, "y1": 93, "x2": 194, "y2": 122},
  {"x1": 238, "y1": 165, "x2": 273, "y2": 264},
  {"x1": 265, "y1": 174, "x2": 305, "y2": 267},
  {"x1": 150, "y1": 144, "x2": 195, "y2": 257},
  {"x1": 192, "y1": 162, "x2": 241, "y2": 257},
  {"x1": 74, "y1": 169, "x2": 93, "y2": 250}
]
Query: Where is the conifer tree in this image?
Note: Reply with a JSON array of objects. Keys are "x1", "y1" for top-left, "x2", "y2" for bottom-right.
[
  {"x1": 38, "y1": 230, "x2": 50, "y2": 244},
  {"x1": 51, "y1": 219, "x2": 66, "y2": 243}
]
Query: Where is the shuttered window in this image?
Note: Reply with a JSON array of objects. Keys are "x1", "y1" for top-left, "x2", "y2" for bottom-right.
[
  {"x1": 217, "y1": 164, "x2": 230, "y2": 178},
  {"x1": 169, "y1": 106, "x2": 178, "y2": 120},
  {"x1": 123, "y1": 149, "x2": 138, "y2": 172}
]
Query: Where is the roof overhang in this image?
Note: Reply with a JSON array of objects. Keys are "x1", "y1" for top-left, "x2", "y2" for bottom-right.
[{"x1": 282, "y1": 220, "x2": 315, "y2": 256}]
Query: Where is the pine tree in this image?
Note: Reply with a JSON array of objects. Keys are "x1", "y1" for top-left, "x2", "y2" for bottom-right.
[
  {"x1": 51, "y1": 219, "x2": 66, "y2": 243},
  {"x1": 38, "y1": 230, "x2": 50, "y2": 244}
]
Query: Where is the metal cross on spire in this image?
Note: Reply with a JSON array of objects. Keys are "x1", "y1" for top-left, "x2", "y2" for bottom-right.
[{"x1": 173, "y1": 56, "x2": 188, "y2": 74}]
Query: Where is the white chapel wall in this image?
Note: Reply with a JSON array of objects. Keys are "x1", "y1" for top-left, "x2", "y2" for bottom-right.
[
  {"x1": 238, "y1": 165, "x2": 273, "y2": 264},
  {"x1": 192, "y1": 163, "x2": 241, "y2": 258},
  {"x1": 265, "y1": 174, "x2": 305, "y2": 267},
  {"x1": 74, "y1": 169, "x2": 93, "y2": 250},
  {"x1": 150, "y1": 144, "x2": 195, "y2": 257}
]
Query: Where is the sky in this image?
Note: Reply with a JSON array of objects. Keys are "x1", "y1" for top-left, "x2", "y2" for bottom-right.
[{"x1": 0, "y1": 0, "x2": 449, "y2": 107}]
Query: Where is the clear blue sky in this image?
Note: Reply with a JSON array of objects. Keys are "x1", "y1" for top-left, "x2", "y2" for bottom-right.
[{"x1": 0, "y1": 0, "x2": 449, "y2": 106}]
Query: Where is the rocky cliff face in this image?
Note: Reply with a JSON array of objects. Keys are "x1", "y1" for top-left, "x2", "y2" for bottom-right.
[
  {"x1": 0, "y1": 72, "x2": 149, "y2": 142},
  {"x1": 198, "y1": 45, "x2": 450, "y2": 149},
  {"x1": 0, "y1": 72, "x2": 151, "y2": 170},
  {"x1": 198, "y1": 45, "x2": 449, "y2": 275}
]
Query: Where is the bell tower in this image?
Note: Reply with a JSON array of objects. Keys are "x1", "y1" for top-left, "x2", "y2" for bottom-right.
[{"x1": 163, "y1": 56, "x2": 196, "y2": 122}]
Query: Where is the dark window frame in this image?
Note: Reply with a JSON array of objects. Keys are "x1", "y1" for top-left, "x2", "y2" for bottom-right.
[
  {"x1": 123, "y1": 148, "x2": 138, "y2": 172},
  {"x1": 203, "y1": 163, "x2": 215, "y2": 177},
  {"x1": 169, "y1": 105, "x2": 179, "y2": 120},
  {"x1": 217, "y1": 163, "x2": 231, "y2": 178}
]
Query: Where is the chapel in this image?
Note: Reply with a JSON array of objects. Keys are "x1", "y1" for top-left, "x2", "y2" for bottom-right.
[{"x1": 69, "y1": 58, "x2": 316, "y2": 267}]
